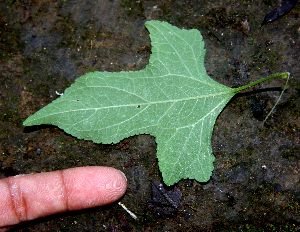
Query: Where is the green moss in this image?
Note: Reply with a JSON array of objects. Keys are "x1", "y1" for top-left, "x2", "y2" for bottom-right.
[{"x1": 85, "y1": 66, "x2": 95, "y2": 73}]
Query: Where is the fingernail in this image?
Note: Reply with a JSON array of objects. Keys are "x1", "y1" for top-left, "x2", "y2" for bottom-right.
[{"x1": 117, "y1": 170, "x2": 127, "y2": 182}]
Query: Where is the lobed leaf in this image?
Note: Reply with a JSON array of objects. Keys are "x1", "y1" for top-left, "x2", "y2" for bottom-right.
[{"x1": 24, "y1": 21, "x2": 241, "y2": 185}]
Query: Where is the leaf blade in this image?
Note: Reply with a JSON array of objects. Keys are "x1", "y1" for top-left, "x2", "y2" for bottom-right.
[{"x1": 24, "y1": 20, "x2": 236, "y2": 185}]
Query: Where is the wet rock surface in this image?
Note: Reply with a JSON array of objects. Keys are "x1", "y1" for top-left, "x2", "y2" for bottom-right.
[{"x1": 0, "y1": 0, "x2": 300, "y2": 231}]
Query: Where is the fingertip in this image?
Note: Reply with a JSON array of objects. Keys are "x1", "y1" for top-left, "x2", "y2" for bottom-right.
[
  {"x1": 63, "y1": 166, "x2": 127, "y2": 210},
  {"x1": 103, "y1": 167, "x2": 127, "y2": 199},
  {"x1": 102, "y1": 167, "x2": 127, "y2": 203}
]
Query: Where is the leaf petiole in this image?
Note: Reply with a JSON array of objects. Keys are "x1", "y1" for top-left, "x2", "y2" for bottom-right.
[
  {"x1": 233, "y1": 72, "x2": 290, "y2": 123},
  {"x1": 233, "y1": 72, "x2": 290, "y2": 93}
]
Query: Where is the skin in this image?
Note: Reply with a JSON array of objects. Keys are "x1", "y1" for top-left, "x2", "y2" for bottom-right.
[{"x1": 0, "y1": 166, "x2": 127, "y2": 231}]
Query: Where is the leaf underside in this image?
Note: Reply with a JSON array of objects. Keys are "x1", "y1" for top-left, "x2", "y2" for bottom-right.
[{"x1": 23, "y1": 21, "x2": 237, "y2": 186}]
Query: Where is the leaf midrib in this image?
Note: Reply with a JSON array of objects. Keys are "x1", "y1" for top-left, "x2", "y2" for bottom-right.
[{"x1": 51, "y1": 89, "x2": 234, "y2": 113}]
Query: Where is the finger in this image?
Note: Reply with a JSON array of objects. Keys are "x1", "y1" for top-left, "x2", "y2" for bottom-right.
[{"x1": 0, "y1": 166, "x2": 127, "y2": 228}]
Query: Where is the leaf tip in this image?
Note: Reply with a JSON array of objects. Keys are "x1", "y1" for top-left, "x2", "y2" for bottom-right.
[{"x1": 23, "y1": 118, "x2": 31, "y2": 127}]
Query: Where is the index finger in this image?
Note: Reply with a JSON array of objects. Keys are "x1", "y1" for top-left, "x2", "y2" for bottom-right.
[{"x1": 0, "y1": 166, "x2": 127, "y2": 228}]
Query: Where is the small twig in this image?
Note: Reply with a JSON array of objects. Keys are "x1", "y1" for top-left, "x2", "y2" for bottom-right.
[{"x1": 118, "y1": 202, "x2": 137, "y2": 220}]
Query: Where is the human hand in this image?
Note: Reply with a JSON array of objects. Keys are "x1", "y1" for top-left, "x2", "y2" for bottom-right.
[{"x1": 0, "y1": 166, "x2": 127, "y2": 231}]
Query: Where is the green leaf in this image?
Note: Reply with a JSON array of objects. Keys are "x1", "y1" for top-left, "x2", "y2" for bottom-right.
[{"x1": 23, "y1": 21, "x2": 289, "y2": 186}]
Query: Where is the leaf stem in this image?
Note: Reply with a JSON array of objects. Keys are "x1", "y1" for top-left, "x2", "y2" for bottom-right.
[
  {"x1": 232, "y1": 72, "x2": 290, "y2": 124},
  {"x1": 233, "y1": 72, "x2": 290, "y2": 93}
]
